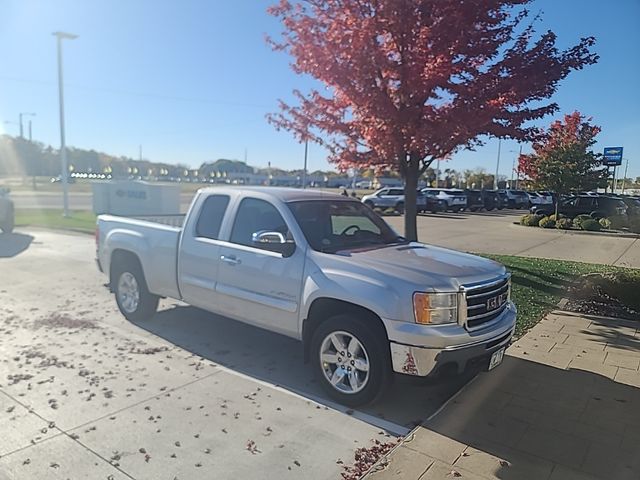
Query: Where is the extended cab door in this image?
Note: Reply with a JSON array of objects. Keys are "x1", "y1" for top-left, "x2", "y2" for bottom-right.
[
  {"x1": 178, "y1": 194, "x2": 231, "y2": 309},
  {"x1": 215, "y1": 197, "x2": 305, "y2": 337}
]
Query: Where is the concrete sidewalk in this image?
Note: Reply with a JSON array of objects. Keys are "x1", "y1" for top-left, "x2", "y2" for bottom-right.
[{"x1": 363, "y1": 311, "x2": 640, "y2": 480}]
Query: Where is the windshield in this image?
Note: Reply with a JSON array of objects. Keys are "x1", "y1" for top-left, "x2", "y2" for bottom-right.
[{"x1": 287, "y1": 200, "x2": 403, "y2": 253}]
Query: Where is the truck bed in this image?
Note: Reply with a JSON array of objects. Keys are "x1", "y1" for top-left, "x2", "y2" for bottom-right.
[{"x1": 97, "y1": 214, "x2": 183, "y2": 299}]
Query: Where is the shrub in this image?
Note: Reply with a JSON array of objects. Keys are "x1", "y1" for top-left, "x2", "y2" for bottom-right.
[
  {"x1": 556, "y1": 218, "x2": 572, "y2": 230},
  {"x1": 539, "y1": 216, "x2": 556, "y2": 228},
  {"x1": 581, "y1": 219, "x2": 602, "y2": 231},
  {"x1": 599, "y1": 218, "x2": 612, "y2": 229},
  {"x1": 572, "y1": 214, "x2": 592, "y2": 229},
  {"x1": 609, "y1": 214, "x2": 629, "y2": 230},
  {"x1": 549, "y1": 213, "x2": 566, "y2": 222},
  {"x1": 520, "y1": 214, "x2": 542, "y2": 226}
]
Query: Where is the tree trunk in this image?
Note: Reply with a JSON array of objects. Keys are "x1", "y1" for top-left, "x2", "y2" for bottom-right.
[{"x1": 403, "y1": 154, "x2": 420, "y2": 242}]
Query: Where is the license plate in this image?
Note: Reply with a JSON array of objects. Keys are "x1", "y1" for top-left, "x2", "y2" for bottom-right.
[{"x1": 488, "y1": 347, "x2": 505, "y2": 370}]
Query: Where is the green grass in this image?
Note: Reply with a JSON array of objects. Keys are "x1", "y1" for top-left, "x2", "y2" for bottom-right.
[
  {"x1": 15, "y1": 209, "x2": 96, "y2": 234},
  {"x1": 485, "y1": 254, "x2": 639, "y2": 336}
]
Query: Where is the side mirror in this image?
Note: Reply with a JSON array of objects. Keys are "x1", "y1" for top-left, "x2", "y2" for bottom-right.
[{"x1": 252, "y1": 230, "x2": 296, "y2": 257}]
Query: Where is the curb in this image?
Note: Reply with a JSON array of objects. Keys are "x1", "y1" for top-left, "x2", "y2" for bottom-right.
[
  {"x1": 511, "y1": 222, "x2": 640, "y2": 239},
  {"x1": 15, "y1": 224, "x2": 94, "y2": 236}
]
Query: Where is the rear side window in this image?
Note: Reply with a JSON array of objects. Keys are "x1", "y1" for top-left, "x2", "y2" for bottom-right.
[
  {"x1": 388, "y1": 188, "x2": 404, "y2": 195},
  {"x1": 195, "y1": 195, "x2": 230, "y2": 240}
]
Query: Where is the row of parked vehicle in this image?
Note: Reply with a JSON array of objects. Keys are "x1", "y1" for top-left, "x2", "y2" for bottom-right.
[
  {"x1": 530, "y1": 194, "x2": 640, "y2": 220},
  {"x1": 360, "y1": 187, "x2": 550, "y2": 213}
]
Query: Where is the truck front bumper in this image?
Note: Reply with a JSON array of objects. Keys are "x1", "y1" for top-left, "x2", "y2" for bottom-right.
[{"x1": 388, "y1": 303, "x2": 516, "y2": 377}]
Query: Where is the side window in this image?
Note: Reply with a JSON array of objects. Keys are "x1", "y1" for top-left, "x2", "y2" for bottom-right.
[
  {"x1": 577, "y1": 197, "x2": 595, "y2": 208},
  {"x1": 389, "y1": 188, "x2": 404, "y2": 196},
  {"x1": 195, "y1": 195, "x2": 230, "y2": 240},
  {"x1": 230, "y1": 198, "x2": 289, "y2": 248},
  {"x1": 378, "y1": 189, "x2": 388, "y2": 196}
]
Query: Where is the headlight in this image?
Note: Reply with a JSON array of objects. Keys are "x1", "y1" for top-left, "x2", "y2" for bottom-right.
[{"x1": 413, "y1": 292, "x2": 458, "y2": 325}]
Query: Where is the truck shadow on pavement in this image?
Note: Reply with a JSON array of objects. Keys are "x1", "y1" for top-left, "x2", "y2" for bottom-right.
[
  {"x1": 133, "y1": 304, "x2": 474, "y2": 434},
  {"x1": 411, "y1": 353, "x2": 640, "y2": 479},
  {"x1": 0, "y1": 233, "x2": 33, "y2": 258}
]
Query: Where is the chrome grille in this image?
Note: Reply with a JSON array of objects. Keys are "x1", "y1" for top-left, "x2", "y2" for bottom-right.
[{"x1": 463, "y1": 276, "x2": 510, "y2": 330}]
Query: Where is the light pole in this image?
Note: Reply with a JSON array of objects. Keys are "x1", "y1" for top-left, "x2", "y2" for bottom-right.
[
  {"x1": 494, "y1": 138, "x2": 502, "y2": 190},
  {"x1": 19, "y1": 113, "x2": 35, "y2": 139},
  {"x1": 53, "y1": 31, "x2": 77, "y2": 218},
  {"x1": 302, "y1": 139, "x2": 308, "y2": 189}
]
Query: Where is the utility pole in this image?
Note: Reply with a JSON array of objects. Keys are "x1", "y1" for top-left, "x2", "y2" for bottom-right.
[
  {"x1": 302, "y1": 139, "x2": 308, "y2": 189},
  {"x1": 494, "y1": 138, "x2": 502, "y2": 190},
  {"x1": 621, "y1": 158, "x2": 630, "y2": 194},
  {"x1": 28, "y1": 120, "x2": 32, "y2": 141},
  {"x1": 53, "y1": 31, "x2": 77, "y2": 218},
  {"x1": 19, "y1": 113, "x2": 35, "y2": 139},
  {"x1": 244, "y1": 148, "x2": 247, "y2": 164},
  {"x1": 436, "y1": 158, "x2": 441, "y2": 187}
]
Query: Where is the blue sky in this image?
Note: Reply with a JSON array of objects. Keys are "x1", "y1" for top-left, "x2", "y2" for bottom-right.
[{"x1": 0, "y1": 0, "x2": 638, "y2": 179}]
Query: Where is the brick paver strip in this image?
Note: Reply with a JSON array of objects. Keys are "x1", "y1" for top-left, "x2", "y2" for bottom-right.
[{"x1": 363, "y1": 310, "x2": 640, "y2": 480}]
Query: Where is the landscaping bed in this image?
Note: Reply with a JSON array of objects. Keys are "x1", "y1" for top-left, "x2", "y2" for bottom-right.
[
  {"x1": 564, "y1": 271, "x2": 640, "y2": 321},
  {"x1": 518, "y1": 212, "x2": 640, "y2": 236}
]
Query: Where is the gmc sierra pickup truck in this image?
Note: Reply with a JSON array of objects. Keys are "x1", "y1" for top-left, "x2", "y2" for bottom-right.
[{"x1": 96, "y1": 187, "x2": 516, "y2": 406}]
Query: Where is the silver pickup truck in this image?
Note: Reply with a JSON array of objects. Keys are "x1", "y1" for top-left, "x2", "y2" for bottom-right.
[{"x1": 96, "y1": 187, "x2": 516, "y2": 406}]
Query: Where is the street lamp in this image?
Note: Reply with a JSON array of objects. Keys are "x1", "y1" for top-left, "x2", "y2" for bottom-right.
[
  {"x1": 19, "y1": 113, "x2": 36, "y2": 139},
  {"x1": 53, "y1": 31, "x2": 77, "y2": 218},
  {"x1": 494, "y1": 139, "x2": 502, "y2": 190}
]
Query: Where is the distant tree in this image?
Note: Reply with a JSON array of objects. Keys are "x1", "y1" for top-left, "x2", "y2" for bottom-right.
[
  {"x1": 267, "y1": 0, "x2": 598, "y2": 240},
  {"x1": 518, "y1": 111, "x2": 607, "y2": 216}
]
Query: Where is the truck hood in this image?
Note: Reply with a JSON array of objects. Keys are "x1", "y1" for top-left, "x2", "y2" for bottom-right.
[{"x1": 333, "y1": 242, "x2": 506, "y2": 291}]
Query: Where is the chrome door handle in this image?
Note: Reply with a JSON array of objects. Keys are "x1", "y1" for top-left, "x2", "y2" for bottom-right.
[{"x1": 220, "y1": 255, "x2": 241, "y2": 266}]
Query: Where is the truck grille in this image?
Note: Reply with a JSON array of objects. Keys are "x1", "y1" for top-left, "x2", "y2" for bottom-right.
[{"x1": 463, "y1": 276, "x2": 510, "y2": 330}]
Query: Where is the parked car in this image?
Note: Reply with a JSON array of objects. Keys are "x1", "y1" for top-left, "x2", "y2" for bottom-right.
[
  {"x1": 417, "y1": 190, "x2": 446, "y2": 213},
  {"x1": 480, "y1": 190, "x2": 501, "y2": 211},
  {"x1": 619, "y1": 196, "x2": 640, "y2": 217},
  {"x1": 361, "y1": 187, "x2": 421, "y2": 213},
  {"x1": 50, "y1": 175, "x2": 76, "y2": 184},
  {"x1": 531, "y1": 195, "x2": 628, "y2": 219},
  {"x1": 0, "y1": 187, "x2": 14, "y2": 234},
  {"x1": 495, "y1": 190, "x2": 508, "y2": 209},
  {"x1": 537, "y1": 191, "x2": 554, "y2": 205},
  {"x1": 421, "y1": 188, "x2": 467, "y2": 212},
  {"x1": 96, "y1": 187, "x2": 516, "y2": 406},
  {"x1": 463, "y1": 190, "x2": 484, "y2": 212},
  {"x1": 499, "y1": 189, "x2": 528, "y2": 209}
]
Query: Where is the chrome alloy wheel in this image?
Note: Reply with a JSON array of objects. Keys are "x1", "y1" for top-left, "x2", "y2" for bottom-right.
[
  {"x1": 319, "y1": 331, "x2": 370, "y2": 394},
  {"x1": 117, "y1": 272, "x2": 140, "y2": 313}
]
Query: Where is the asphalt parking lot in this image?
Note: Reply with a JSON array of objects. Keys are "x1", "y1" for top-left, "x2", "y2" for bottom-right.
[
  {"x1": 0, "y1": 228, "x2": 469, "y2": 480},
  {"x1": 385, "y1": 210, "x2": 640, "y2": 268}
]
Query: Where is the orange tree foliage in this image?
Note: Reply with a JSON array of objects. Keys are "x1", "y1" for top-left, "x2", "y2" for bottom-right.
[
  {"x1": 519, "y1": 111, "x2": 607, "y2": 215},
  {"x1": 267, "y1": 0, "x2": 597, "y2": 240}
]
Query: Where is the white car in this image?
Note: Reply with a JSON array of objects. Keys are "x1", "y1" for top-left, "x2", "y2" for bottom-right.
[
  {"x1": 361, "y1": 187, "x2": 426, "y2": 213},
  {"x1": 421, "y1": 188, "x2": 467, "y2": 212}
]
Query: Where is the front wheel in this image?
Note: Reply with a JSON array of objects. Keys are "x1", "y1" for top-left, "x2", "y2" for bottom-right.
[
  {"x1": 310, "y1": 314, "x2": 391, "y2": 407},
  {"x1": 112, "y1": 261, "x2": 158, "y2": 322}
]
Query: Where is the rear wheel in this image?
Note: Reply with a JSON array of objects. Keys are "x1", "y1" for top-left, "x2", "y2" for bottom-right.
[
  {"x1": 310, "y1": 314, "x2": 391, "y2": 407},
  {"x1": 395, "y1": 202, "x2": 404, "y2": 214},
  {"x1": 112, "y1": 259, "x2": 158, "y2": 322},
  {"x1": 590, "y1": 211, "x2": 606, "y2": 220}
]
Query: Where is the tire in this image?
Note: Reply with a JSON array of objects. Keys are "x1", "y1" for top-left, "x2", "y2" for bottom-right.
[
  {"x1": 395, "y1": 202, "x2": 404, "y2": 214},
  {"x1": 1, "y1": 206, "x2": 14, "y2": 234},
  {"x1": 111, "y1": 258, "x2": 159, "y2": 322},
  {"x1": 590, "y1": 211, "x2": 605, "y2": 220},
  {"x1": 310, "y1": 314, "x2": 391, "y2": 407}
]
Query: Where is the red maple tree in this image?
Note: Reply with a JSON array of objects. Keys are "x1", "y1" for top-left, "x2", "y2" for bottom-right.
[
  {"x1": 267, "y1": 0, "x2": 598, "y2": 240},
  {"x1": 518, "y1": 111, "x2": 607, "y2": 216}
]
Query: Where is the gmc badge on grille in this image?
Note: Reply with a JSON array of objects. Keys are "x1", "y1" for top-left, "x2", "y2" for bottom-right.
[{"x1": 486, "y1": 293, "x2": 508, "y2": 311}]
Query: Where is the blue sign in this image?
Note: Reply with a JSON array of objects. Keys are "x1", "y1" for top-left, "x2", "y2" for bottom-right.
[{"x1": 603, "y1": 147, "x2": 623, "y2": 166}]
